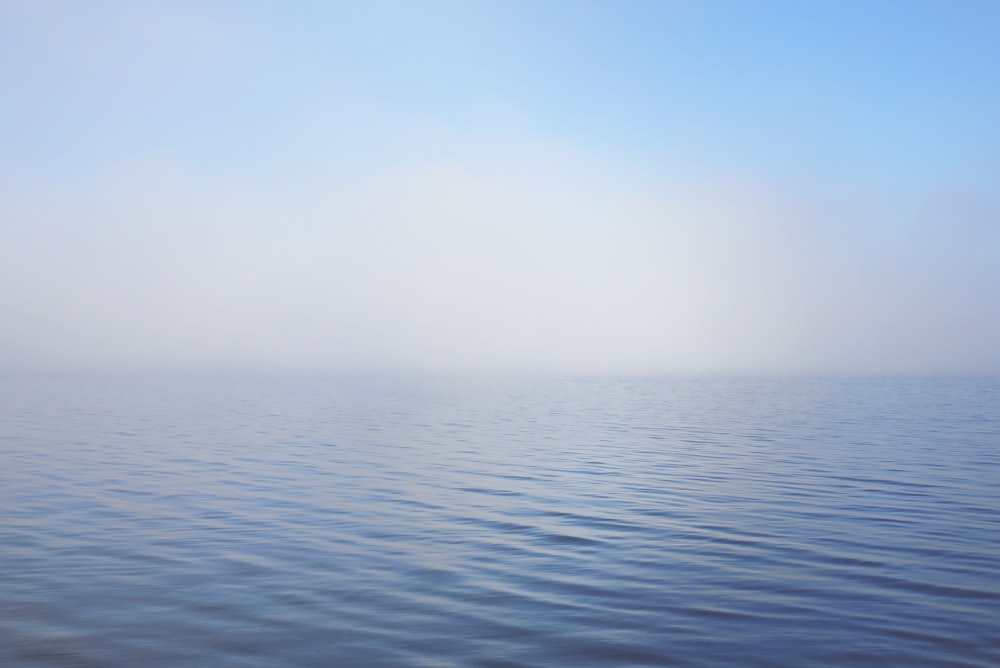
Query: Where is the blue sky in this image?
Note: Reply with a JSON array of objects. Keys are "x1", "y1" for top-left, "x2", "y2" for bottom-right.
[{"x1": 1, "y1": 0, "x2": 998, "y2": 373}]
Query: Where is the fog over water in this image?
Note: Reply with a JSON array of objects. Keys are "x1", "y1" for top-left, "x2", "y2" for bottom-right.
[
  {"x1": 2, "y1": 7, "x2": 1000, "y2": 666},
  {"x1": 1, "y1": 1, "x2": 998, "y2": 375}
]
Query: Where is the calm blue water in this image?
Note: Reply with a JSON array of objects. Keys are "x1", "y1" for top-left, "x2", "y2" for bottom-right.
[{"x1": 2, "y1": 374, "x2": 998, "y2": 667}]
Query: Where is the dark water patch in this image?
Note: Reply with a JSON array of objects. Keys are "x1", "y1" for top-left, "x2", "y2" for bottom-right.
[{"x1": 456, "y1": 486, "x2": 524, "y2": 496}]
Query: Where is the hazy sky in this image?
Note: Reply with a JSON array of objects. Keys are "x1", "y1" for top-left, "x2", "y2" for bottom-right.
[{"x1": 2, "y1": 0, "x2": 998, "y2": 374}]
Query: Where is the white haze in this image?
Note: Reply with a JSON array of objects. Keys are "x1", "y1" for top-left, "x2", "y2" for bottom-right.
[{"x1": 2, "y1": 126, "x2": 998, "y2": 375}]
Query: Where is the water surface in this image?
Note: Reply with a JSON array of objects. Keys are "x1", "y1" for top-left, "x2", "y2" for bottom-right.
[{"x1": 2, "y1": 375, "x2": 998, "y2": 666}]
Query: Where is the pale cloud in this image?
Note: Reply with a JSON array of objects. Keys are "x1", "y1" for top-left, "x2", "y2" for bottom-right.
[{"x1": 3, "y1": 120, "x2": 996, "y2": 374}]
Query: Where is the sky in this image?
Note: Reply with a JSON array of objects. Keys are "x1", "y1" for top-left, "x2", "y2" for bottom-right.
[{"x1": 1, "y1": 0, "x2": 998, "y2": 374}]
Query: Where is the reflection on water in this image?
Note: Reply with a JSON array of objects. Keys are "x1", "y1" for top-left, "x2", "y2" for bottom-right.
[{"x1": 1, "y1": 375, "x2": 998, "y2": 667}]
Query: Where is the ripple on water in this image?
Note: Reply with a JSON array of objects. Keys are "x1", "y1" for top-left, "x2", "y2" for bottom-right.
[{"x1": 1, "y1": 375, "x2": 998, "y2": 667}]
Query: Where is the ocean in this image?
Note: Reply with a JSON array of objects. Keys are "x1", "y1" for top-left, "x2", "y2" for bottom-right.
[{"x1": 1, "y1": 374, "x2": 998, "y2": 667}]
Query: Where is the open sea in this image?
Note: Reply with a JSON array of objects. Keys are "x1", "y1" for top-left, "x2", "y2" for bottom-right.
[{"x1": 1, "y1": 374, "x2": 998, "y2": 667}]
